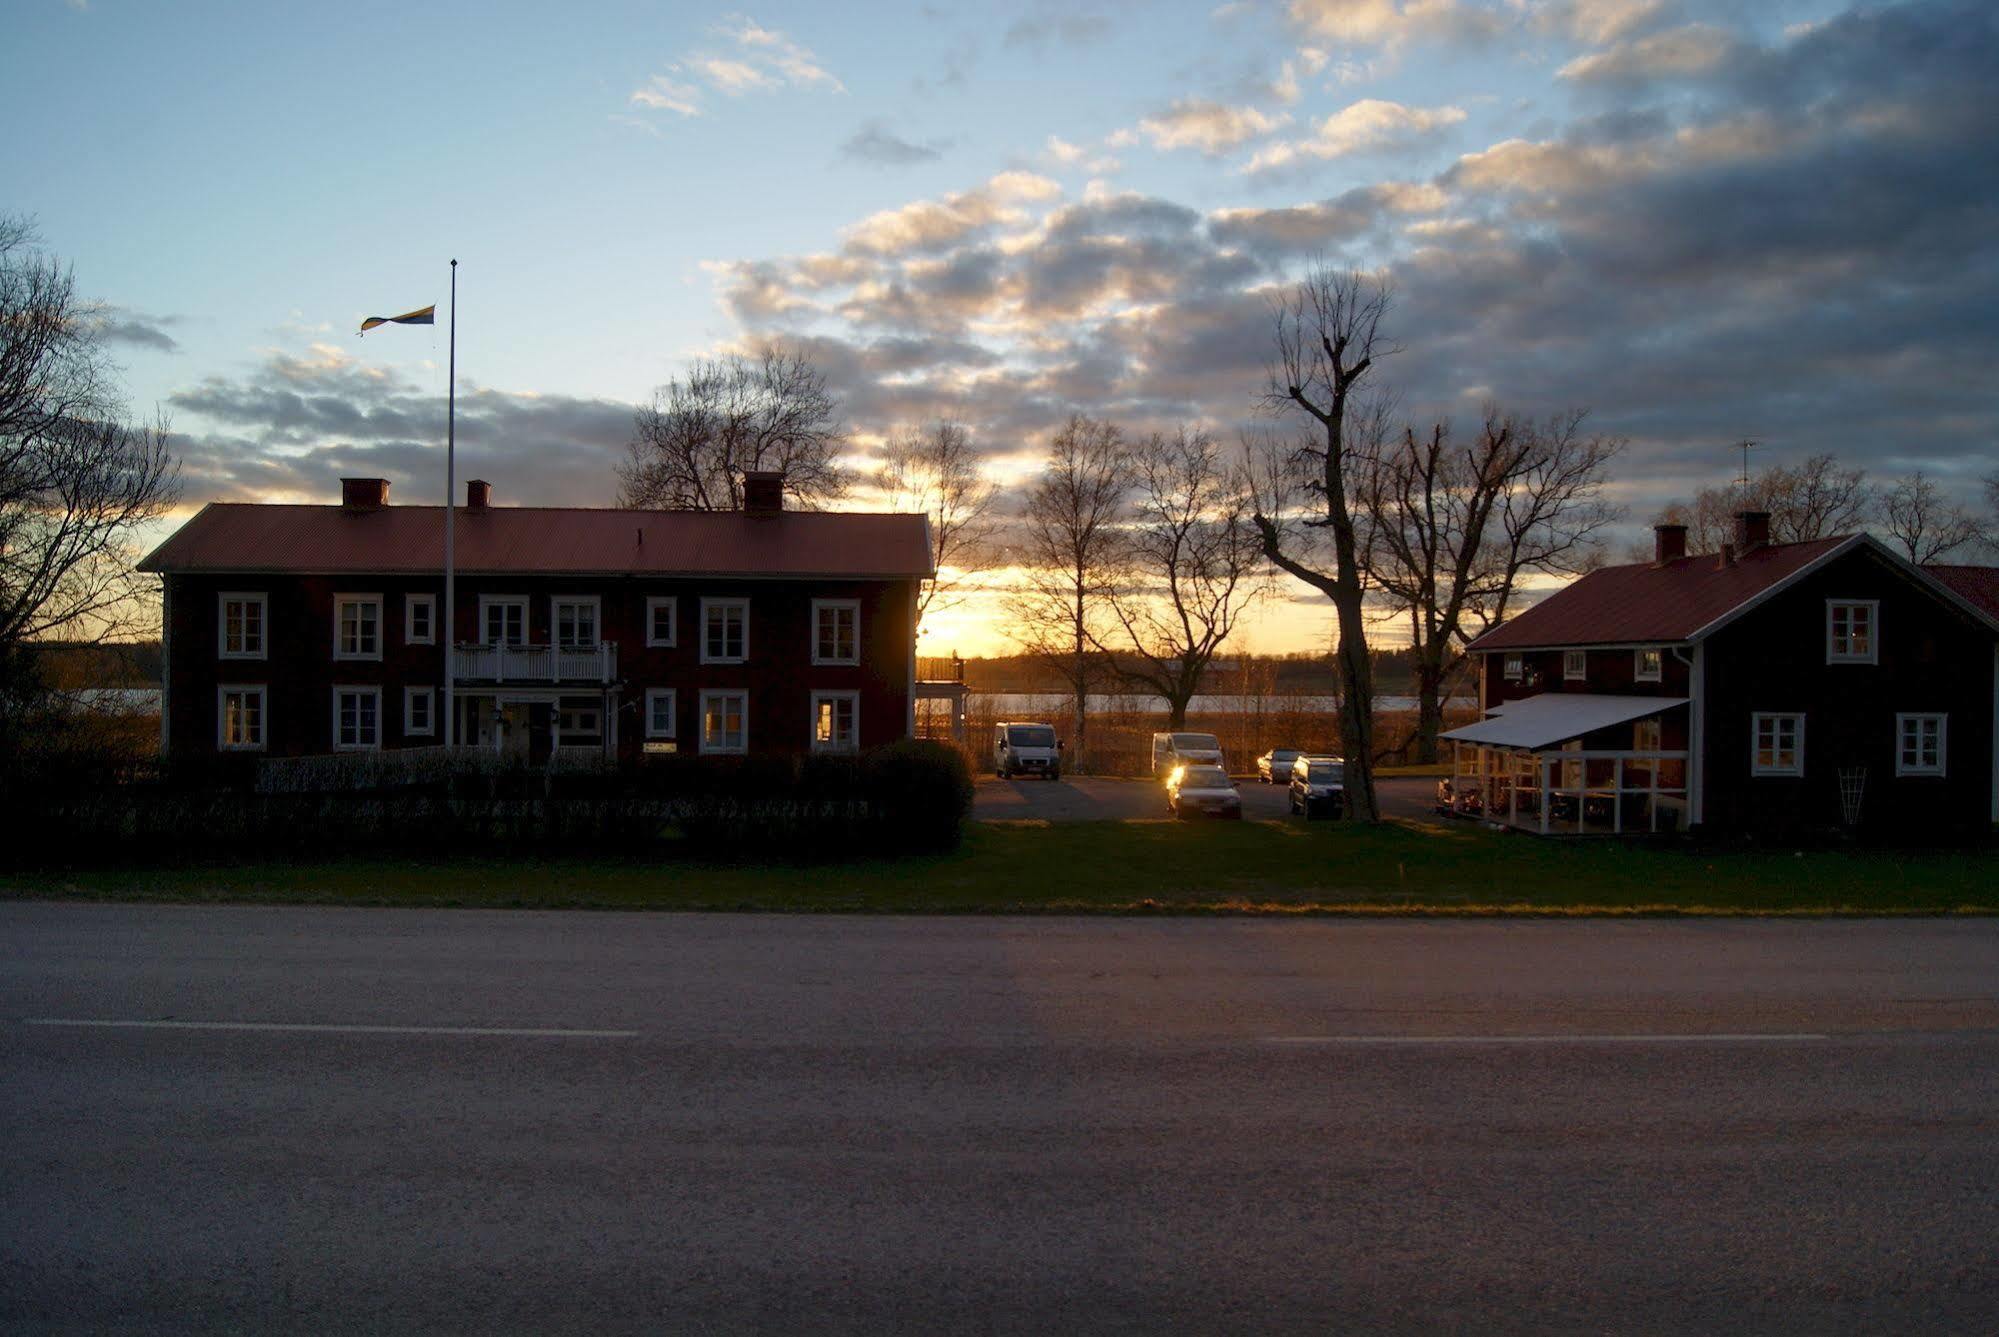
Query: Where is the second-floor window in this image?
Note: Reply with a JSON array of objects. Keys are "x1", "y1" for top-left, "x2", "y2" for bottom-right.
[
  {"x1": 334, "y1": 595, "x2": 381, "y2": 661},
  {"x1": 482, "y1": 597, "x2": 526, "y2": 647},
  {"x1": 1634, "y1": 648, "x2": 1663, "y2": 682},
  {"x1": 813, "y1": 600, "x2": 860, "y2": 665},
  {"x1": 702, "y1": 598, "x2": 748, "y2": 664},
  {"x1": 1563, "y1": 649, "x2": 1586, "y2": 680},
  {"x1": 406, "y1": 594, "x2": 436, "y2": 646},
  {"x1": 646, "y1": 597, "x2": 677, "y2": 648},
  {"x1": 1895, "y1": 713, "x2": 1946, "y2": 776},
  {"x1": 1827, "y1": 600, "x2": 1878, "y2": 664},
  {"x1": 219, "y1": 593, "x2": 266, "y2": 659},
  {"x1": 553, "y1": 597, "x2": 599, "y2": 649},
  {"x1": 1751, "y1": 712, "x2": 1804, "y2": 776}
]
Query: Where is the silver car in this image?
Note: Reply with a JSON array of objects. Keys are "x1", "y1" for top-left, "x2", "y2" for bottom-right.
[
  {"x1": 1256, "y1": 747, "x2": 1304, "y2": 783},
  {"x1": 1165, "y1": 764, "x2": 1243, "y2": 820}
]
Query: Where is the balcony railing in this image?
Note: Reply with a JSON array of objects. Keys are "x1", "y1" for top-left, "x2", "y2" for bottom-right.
[{"x1": 452, "y1": 641, "x2": 617, "y2": 684}]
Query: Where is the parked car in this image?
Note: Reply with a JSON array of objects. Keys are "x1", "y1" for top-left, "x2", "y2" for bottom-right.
[
  {"x1": 1152, "y1": 731, "x2": 1225, "y2": 778},
  {"x1": 993, "y1": 721, "x2": 1062, "y2": 780},
  {"x1": 1256, "y1": 747, "x2": 1305, "y2": 783},
  {"x1": 1288, "y1": 755, "x2": 1346, "y2": 818},
  {"x1": 1165, "y1": 764, "x2": 1242, "y2": 820}
]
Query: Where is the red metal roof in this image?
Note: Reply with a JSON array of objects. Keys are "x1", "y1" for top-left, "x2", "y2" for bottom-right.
[
  {"x1": 139, "y1": 503, "x2": 934, "y2": 579},
  {"x1": 1468, "y1": 536, "x2": 1854, "y2": 651},
  {"x1": 1927, "y1": 564, "x2": 1999, "y2": 620}
]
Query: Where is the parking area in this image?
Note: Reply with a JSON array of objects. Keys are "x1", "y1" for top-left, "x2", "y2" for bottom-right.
[{"x1": 973, "y1": 774, "x2": 1443, "y2": 823}]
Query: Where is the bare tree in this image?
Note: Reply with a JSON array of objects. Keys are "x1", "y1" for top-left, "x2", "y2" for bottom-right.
[
  {"x1": 876, "y1": 419, "x2": 999, "y2": 628},
  {"x1": 1094, "y1": 427, "x2": 1264, "y2": 730},
  {"x1": 1881, "y1": 471, "x2": 1986, "y2": 564},
  {"x1": 1249, "y1": 265, "x2": 1395, "y2": 821},
  {"x1": 1004, "y1": 414, "x2": 1128, "y2": 770},
  {"x1": 0, "y1": 216, "x2": 178, "y2": 717},
  {"x1": 617, "y1": 344, "x2": 847, "y2": 510},
  {"x1": 1358, "y1": 409, "x2": 1623, "y2": 763},
  {"x1": 1658, "y1": 452, "x2": 1872, "y2": 551}
]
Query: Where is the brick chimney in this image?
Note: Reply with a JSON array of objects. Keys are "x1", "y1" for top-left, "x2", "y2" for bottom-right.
[
  {"x1": 1734, "y1": 510, "x2": 1771, "y2": 554},
  {"x1": 1653, "y1": 523, "x2": 1688, "y2": 564},
  {"x1": 743, "y1": 470, "x2": 785, "y2": 517},
  {"x1": 341, "y1": 477, "x2": 389, "y2": 511},
  {"x1": 466, "y1": 479, "x2": 491, "y2": 511}
]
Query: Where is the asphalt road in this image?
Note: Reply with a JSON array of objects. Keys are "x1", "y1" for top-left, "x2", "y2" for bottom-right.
[
  {"x1": 6, "y1": 904, "x2": 1999, "y2": 1333},
  {"x1": 974, "y1": 773, "x2": 1441, "y2": 822}
]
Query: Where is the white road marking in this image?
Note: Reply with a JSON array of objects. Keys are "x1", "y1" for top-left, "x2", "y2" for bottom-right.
[
  {"x1": 1267, "y1": 1033, "x2": 1829, "y2": 1045},
  {"x1": 24, "y1": 1019, "x2": 639, "y2": 1039}
]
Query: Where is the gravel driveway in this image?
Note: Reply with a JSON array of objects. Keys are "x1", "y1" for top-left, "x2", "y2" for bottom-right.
[{"x1": 973, "y1": 773, "x2": 1442, "y2": 823}]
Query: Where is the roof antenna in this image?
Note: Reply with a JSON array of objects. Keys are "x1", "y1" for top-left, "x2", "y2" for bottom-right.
[{"x1": 1733, "y1": 439, "x2": 1758, "y2": 486}]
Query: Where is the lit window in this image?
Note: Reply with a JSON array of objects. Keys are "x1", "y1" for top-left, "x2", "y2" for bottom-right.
[
  {"x1": 334, "y1": 687, "x2": 381, "y2": 750},
  {"x1": 1895, "y1": 713, "x2": 1946, "y2": 777},
  {"x1": 699, "y1": 689, "x2": 747, "y2": 753},
  {"x1": 1634, "y1": 648, "x2": 1663, "y2": 682},
  {"x1": 553, "y1": 597, "x2": 599, "y2": 649},
  {"x1": 1827, "y1": 601, "x2": 1878, "y2": 664},
  {"x1": 481, "y1": 597, "x2": 527, "y2": 647},
  {"x1": 812, "y1": 600, "x2": 860, "y2": 665},
  {"x1": 1563, "y1": 649, "x2": 1586, "y2": 680},
  {"x1": 406, "y1": 595, "x2": 436, "y2": 646},
  {"x1": 1751, "y1": 712, "x2": 1804, "y2": 776},
  {"x1": 1503, "y1": 655, "x2": 1523, "y2": 681},
  {"x1": 219, "y1": 593, "x2": 267, "y2": 660},
  {"x1": 702, "y1": 599, "x2": 749, "y2": 664},
  {"x1": 333, "y1": 595, "x2": 382, "y2": 661},
  {"x1": 645, "y1": 689, "x2": 677, "y2": 738},
  {"x1": 217, "y1": 686, "x2": 265, "y2": 750},
  {"x1": 405, "y1": 688, "x2": 434, "y2": 736},
  {"x1": 645, "y1": 597, "x2": 677, "y2": 648},
  {"x1": 811, "y1": 691, "x2": 859, "y2": 753}
]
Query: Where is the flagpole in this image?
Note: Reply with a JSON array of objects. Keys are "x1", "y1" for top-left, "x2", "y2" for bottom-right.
[{"x1": 444, "y1": 259, "x2": 458, "y2": 748}]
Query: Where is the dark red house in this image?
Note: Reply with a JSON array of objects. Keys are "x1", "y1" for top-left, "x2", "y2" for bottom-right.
[
  {"x1": 139, "y1": 474, "x2": 933, "y2": 764},
  {"x1": 1445, "y1": 511, "x2": 1999, "y2": 838}
]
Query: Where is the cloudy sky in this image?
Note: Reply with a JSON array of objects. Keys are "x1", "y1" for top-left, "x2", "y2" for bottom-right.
[{"x1": 8, "y1": 0, "x2": 1994, "y2": 654}]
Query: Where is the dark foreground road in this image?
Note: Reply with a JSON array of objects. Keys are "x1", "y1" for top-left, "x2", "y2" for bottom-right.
[{"x1": 5, "y1": 905, "x2": 1998, "y2": 1333}]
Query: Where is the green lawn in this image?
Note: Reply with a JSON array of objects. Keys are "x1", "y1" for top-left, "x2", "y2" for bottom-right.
[{"x1": 6, "y1": 817, "x2": 1995, "y2": 914}]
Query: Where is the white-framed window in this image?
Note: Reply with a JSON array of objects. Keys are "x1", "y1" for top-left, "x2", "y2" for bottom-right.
[
  {"x1": 333, "y1": 594, "x2": 382, "y2": 661},
  {"x1": 480, "y1": 596, "x2": 527, "y2": 647},
  {"x1": 1563, "y1": 649, "x2": 1586, "y2": 681},
  {"x1": 812, "y1": 599, "x2": 860, "y2": 666},
  {"x1": 1503, "y1": 655, "x2": 1523, "y2": 681},
  {"x1": 645, "y1": 597, "x2": 678, "y2": 648},
  {"x1": 645, "y1": 688, "x2": 677, "y2": 738},
  {"x1": 217, "y1": 685, "x2": 266, "y2": 751},
  {"x1": 701, "y1": 598, "x2": 749, "y2": 664},
  {"x1": 333, "y1": 687, "x2": 382, "y2": 751},
  {"x1": 404, "y1": 687, "x2": 435, "y2": 736},
  {"x1": 218, "y1": 593, "x2": 267, "y2": 660},
  {"x1": 699, "y1": 688, "x2": 747, "y2": 754},
  {"x1": 810, "y1": 690, "x2": 859, "y2": 753},
  {"x1": 1751, "y1": 712, "x2": 1804, "y2": 777},
  {"x1": 1895, "y1": 713, "x2": 1946, "y2": 777},
  {"x1": 1560, "y1": 738, "x2": 1582, "y2": 790},
  {"x1": 405, "y1": 594, "x2": 436, "y2": 646},
  {"x1": 1634, "y1": 647, "x2": 1663, "y2": 683},
  {"x1": 1827, "y1": 600, "x2": 1879, "y2": 664},
  {"x1": 556, "y1": 703, "x2": 601, "y2": 742},
  {"x1": 1634, "y1": 718, "x2": 1663, "y2": 754},
  {"x1": 553, "y1": 596, "x2": 600, "y2": 649}
]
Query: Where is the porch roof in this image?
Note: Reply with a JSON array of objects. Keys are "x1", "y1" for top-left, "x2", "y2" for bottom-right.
[{"x1": 1442, "y1": 693, "x2": 1687, "y2": 750}]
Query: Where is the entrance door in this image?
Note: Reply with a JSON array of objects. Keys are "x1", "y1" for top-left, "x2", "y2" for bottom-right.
[{"x1": 498, "y1": 703, "x2": 531, "y2": 760}]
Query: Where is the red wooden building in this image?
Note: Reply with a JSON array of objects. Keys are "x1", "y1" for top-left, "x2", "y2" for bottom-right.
[
  {"x1": 1445, "y1": 511, "x2": 1999, "y2": 838},
  {"x1": 139, "y1": 474, "x2": 933, "y2": 764}
]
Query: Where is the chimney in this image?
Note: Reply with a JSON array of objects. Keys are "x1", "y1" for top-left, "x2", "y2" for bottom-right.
[
  {"x1": 466, "y1": 479, "x2": 491, "y2": 511},
  {"x1": 1734, "y1": 509, "x2": 1770, "y2": 554},
  {"x1": 1719, "y1": 542, "x2": 1737, "y2": 568},
  {"x1": 743, "y1": 470, "x2": 785, "y2": 517},
  {"x1": 1653, "y1": 523, "x2": 1688, "y2": 565},
  {"x1": 341, "y1": 477, "x2": 389, "y2": 512}
]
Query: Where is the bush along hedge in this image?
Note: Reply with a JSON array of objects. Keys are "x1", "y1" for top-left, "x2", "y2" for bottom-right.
[{"x1": 11, "y1": 740, "x2": 975, "y2": 868}]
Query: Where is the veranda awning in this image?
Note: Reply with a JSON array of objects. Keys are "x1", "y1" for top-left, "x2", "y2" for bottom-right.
[{"x1": 1442, "y1": 693, "x2": 1687, "y2": 750}]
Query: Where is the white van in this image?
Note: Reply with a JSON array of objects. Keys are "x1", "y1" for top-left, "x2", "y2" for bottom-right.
[
  {"x1": 1152, "y1": 731, "x2": 1225, "y2": 778},
  {"x1": 994, "y1": 721, "x2": 1063, "y2": 781}
]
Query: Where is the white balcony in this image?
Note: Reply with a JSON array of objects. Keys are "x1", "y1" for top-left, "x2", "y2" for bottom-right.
[{"x1": 452, "y1": 642, "x2": 617, "y2": 684}]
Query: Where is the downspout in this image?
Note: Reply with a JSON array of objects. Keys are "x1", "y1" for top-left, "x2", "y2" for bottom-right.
[{"x1": 1672, "y1": 644, "x2": 1701, "y2": 828}]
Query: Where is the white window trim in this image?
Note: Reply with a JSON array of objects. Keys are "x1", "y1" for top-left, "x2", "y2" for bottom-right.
[
  {"x1": 810, "y1": 689, "x2": 861, "y2": 754},
  {"x1": 478, "y1": 595, "x2": 529, "y2": 647},
  {"x1": 332, "y1": 686, "x2": 383, "y2": 752},
  {"x1": 698, "y1": 688, "x2": 748, "y2": 755},
  {"x1": 216, "y1": 684, "x2": 267, "y2": 751},
  {"x1": 1563, "y1": 649, "x2": 1586, "y2": 681},
  {"x1": 551, "y1": 594, "x2": 603, "y2": 649},
  {"x1": 811, "y1": 599, "x2": 862, "y2": 667},
  {"x1": 1503, "y1": 655, "x2": 1523, "y2": 681},
  {"x1": 404, "y1": 686, "x2": 435, "y2": 736},
  {"x1": 1634, "y1": 647, "x2": 1663, "y2": 683},
  {"x1": 555, "y1": 703, "x2": 603, "y2": 744},
  {"x1": 1826, "y1": 599, "x2": 1880, "y2": 665},
  {"x1": 645, "y1": 596, "x2": 678, "y2": 648},
  {"x1": 405, "y1": 594, "x2": 437, "y2": 646},
  {"x1": 700, "y1": 597, "x2": 750, "y2": 665},
  {"x1": 1750, "y1": 711, "x2": 1805, "y2": 777},
  {"x1": 217, "y1": 592, "x2": 268, "y2": 661},
  {"x1": 1894, "y1": 712, "x2": 1947, "y2": 777},
  {"x1": 332, "y1": 594, "x2": 384, "y2": 662},
  {"x1": 644, "y1": 688, "x2": 677, "y2": 738}
]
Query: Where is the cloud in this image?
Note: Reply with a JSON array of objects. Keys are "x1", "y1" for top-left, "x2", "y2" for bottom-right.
[
  {"x1": 1136, "y1": 99, "x2": 1288, "y2": 155},
  {"x1": 1559, "y1": 23, "x2": 1743, "y2": 85},
  {"x1": 1002, "y1": 14, "x2": 1112, "y2": 49},
  {"x1": 626, "y1": 14, "x2": 843, "y2": 125},
  {"x1": 96, "y1": 307, "x2": 183, "y2": 354},
  {"x1": 1044, "y1": 135, "x2": 1087, "y2": 165},
  {"x1": 629, "y1": 76, "x2": 703, "y2": 117},
  {"x1": 1245, "y1": 99, "x2": 1466, "y2": 173},
  {"x1": 1285, "y1": 0, "x2": 1508, "y2": 47},
  {"x1": 842, "y1": 122, "x2": 951, "y2": 166},
  {"x1": 840, "y1": 171, "x2": 1061, "y2": 258}
]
